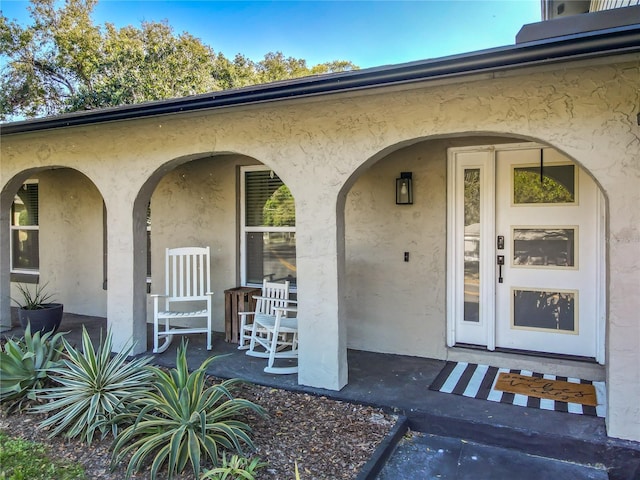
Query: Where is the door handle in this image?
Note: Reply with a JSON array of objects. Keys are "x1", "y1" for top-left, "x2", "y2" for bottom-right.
[{"x1": 497, "y1": 255, "x2": 505, "y2": 283}]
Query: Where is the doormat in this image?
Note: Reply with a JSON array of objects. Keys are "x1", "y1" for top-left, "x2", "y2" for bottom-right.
[
  {"x1": 429, "y1": 361, "x2": 605, "y2": 417},
  {"x1": 494, "y1": 372, "x2": 597, "y2": 406}
]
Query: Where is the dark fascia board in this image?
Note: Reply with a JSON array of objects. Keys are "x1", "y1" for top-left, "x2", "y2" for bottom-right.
[{"x1": 2, "y1": 24, "x2": 639, "y2": 136}]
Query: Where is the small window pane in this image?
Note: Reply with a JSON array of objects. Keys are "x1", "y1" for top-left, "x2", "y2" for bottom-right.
[
  {"x1": 246, "y1": 232, "x2": 296, "y2": 286},
  {"x1": 464, "y1": 169, "x2": 480, "y2": 323},
  {"x1": 12, "y1": 229, "x2": 40, "y2": 270},
  {"x1": 245, "y1": 171, "x2": 295, "y2": 227},
  {"x1": 513, "y1": 289, "x2": 576, "y2": 332},
  {"x1": 12, "y1": 184, "x2": 39, "y2": 226},
  {"x1": 513, "y1": 228, "x2": 575, "y2": 267},
  {"x1": 513, "y1": 164, "x2": 575, "y2": 204}
]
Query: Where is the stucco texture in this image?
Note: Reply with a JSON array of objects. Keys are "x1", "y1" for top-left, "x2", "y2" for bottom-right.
[{"x1": 1, "y1": 58, "x2": 639, "y2": 441}]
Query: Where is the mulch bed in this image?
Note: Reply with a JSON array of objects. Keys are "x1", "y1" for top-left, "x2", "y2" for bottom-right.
[{"x1": 0, "y1": 380, "x2": 397, "y2": 479}]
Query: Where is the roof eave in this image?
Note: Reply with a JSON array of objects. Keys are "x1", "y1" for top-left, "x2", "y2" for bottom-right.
[{"x1": 1, "y1": 24, "x2": 639, "y2": 136}]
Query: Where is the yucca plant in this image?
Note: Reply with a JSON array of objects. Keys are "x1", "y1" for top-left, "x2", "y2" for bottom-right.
[
  {"x1": 11, "y1": 282, "x2": 56, "y2": 310},
  {"x1": 200, "y1": 453, "x2": 266, "y2": 479},
  {"x1": 0, "y1": 325, "x2": 65, "y2": 412},
  {"x1": 110, "y1": 340, "x2": 266, "y2": 479},
  {"x1": 32, "y1": 326, "x2": 154, "y2": 444}
]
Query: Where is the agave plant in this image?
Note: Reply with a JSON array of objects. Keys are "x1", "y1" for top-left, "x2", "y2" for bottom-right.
[
  {"x1": 200, "y1": 453, "x2": 266, "y2": 480},
  {"x1": 32, "y1": 326, "x2": 154, "y2": 444},
  {"x1": 0, "y1": 325, "x2": 65, "y2": 412},
  {"x1": 110, "y1": 340, "x2": 266, "y2": 479}
]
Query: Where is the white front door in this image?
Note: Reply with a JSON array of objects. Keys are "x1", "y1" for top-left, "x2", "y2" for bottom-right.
[{"x1": 447, "y1": 143, "x2": 605, "y2": 362}]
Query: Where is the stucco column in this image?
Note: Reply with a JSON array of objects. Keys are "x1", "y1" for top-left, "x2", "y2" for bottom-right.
[
  {"x1": 0, "y1": 190, "x2": 11, "y2": 330},
  {"x1": 605, "y1": 195, "x2": 640, "y2": 442},
  {"x1": 295, "y1": 189, "x2": 348, "y2": 391},
  {"x1": 105, "y1": 196, "x2": 148, "y2": 355}
]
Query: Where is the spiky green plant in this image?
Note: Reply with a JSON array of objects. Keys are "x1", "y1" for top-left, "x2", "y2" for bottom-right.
[
  {"x1": 11, "y1": 282, "x2": 56, "y2": 309},
  {"x1": 0, "y1": 325, "x2": 65, "y2": 412},
  {"x1": 110, "y1": 340, "x2": 266, "y2": 479},
  {"x1": 200, "y1": 453, "x2": 266, "y2": 479},
  {"x1": 32, "y1": 327, "x2": 154, "y2": 444}
]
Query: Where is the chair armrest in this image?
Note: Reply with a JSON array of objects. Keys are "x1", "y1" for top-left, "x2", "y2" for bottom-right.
[
  {"x1": 238, "y1": 311, "x2": 256, "y2": 317},
  {"x1": 206, "y1": 291, "x2": 214, "y2": 296},
  {"x1": 252, "y1": 296, "x2": 297, "y2": 305},
  {"x1": 274, "y1": 306, "x2": 298, "y2": 314},
  {"x1": 150, "y1": 294, "x2": 168, "y2": 298}
]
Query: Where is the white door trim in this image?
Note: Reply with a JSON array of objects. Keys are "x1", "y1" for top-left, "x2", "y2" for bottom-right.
[
  {"x1": 446, "y1": 142, "x2": 606, "y2": 364},
  {"x1": 446, "y1": 145, "x2": 495, "y2": 349}
]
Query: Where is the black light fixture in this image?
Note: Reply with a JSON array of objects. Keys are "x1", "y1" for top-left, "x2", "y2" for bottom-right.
[{"x1": 395, "y1": 172, "x2": 413, "y2": 205}]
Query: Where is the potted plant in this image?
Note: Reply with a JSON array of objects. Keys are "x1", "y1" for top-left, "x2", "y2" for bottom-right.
[{"x1": 12, "y1": 282, "x2": 63, "y2": 334}]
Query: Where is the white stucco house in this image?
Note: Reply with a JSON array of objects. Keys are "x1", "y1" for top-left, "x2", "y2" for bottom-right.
[{"x1": 1, "y1": 3, "x2": 639, "y2": 442}]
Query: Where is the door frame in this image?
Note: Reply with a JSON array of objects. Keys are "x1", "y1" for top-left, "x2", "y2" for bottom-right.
[{"x1": 446, "y1": 142, "x2": 606, "y2": 364}]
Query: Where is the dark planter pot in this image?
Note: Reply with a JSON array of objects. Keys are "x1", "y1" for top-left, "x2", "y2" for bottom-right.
[{"x1": 18, "y1": 303, "x2": 64, "y2": 334}]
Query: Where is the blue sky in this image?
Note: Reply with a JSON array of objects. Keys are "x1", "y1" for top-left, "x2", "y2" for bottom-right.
[{"x1": 1, "y1": 1, "x2": 541, "y2": 68}]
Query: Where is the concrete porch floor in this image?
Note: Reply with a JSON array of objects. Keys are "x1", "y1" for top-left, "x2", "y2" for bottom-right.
[{"x1": 3, "y1": 311, "x2": 640, "y2": 479}]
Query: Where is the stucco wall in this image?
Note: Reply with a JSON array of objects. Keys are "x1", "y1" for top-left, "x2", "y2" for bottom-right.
[
  {"x1": 9, "y1": 169, "x2": 107, "y2": 317},
  {"x1": 1, "y1": 57, "x2": 638, "y2": 441},
  {"x1": 345, "y1": 142, "x2": 446, "y2": 357}
]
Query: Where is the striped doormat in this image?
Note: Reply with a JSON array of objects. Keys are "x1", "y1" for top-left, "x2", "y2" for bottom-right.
[{"x1": 429, "y1": 361, "x2": 606, "y2": 417}]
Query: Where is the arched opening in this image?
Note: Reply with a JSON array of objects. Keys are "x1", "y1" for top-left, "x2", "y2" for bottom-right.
[
  {"x1": 340, "y1": 133, "x2": 607, "y2": 379},
  {"x1": 1, "y1": 167, "x2": 106, "y2": 328},
  {"x1": 132, "y1": 152, "x2": 297, "y2": 349}
]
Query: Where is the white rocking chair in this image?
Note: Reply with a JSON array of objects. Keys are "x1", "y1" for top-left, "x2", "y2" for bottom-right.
[
  {"x1": 151, "y1": 246, "x2": 214, "y2": 354},
  {"x1": 237, "y1": 279, "x2": 290, "y2": 350},
  {"x1": 249, "y1": 305, "x2": 298, "y2": 374}
]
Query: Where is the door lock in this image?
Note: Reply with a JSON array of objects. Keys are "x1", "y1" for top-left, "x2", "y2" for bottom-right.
[
  {"x1": 497, "y1": 255, "x2": 505, "y2": 283},
  {"x1": 497, "y1": 235, "x2": 505, "y2": 250}
]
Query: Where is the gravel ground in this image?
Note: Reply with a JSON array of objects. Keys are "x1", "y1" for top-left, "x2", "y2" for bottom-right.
[{"x1": 0, "y1": 380, "x2": 397, "y2": 479}]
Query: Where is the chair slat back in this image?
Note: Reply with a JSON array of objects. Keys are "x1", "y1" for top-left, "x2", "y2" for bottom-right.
[
  {"x1": 257, "y1": 279, "x2": 290, "y2": 316},
  {"x1": 165, "y1": 246, "x2": 211, "y2": 299}
]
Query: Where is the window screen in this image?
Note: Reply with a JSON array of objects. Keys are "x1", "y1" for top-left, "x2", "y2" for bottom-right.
[{"x1": 11, "y1": 183, "x2": 39, "y2": 272}]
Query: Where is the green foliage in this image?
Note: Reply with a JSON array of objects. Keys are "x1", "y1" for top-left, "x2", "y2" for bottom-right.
[
  {"x1": 263, "y1": 185, "x2": 295, "y2": 227},
  {"x1": 463, "y1": 169, "x2": 480, "y2": 227},
  {"x1": 32, "y1": 327, "x2": 154, "y2": 444},
  {"x1": 0, "y1": 431, "x2": 86, "y2": 479},
  {"x1": 1, "y1": 0, "x2": 359, "y2": 120},
  {"x1": 0, "y1": 325, "x2": 65, "y2": 412},
  {"x1": 513, "y1": 169, "x2": 574, "y2": 204},
  {"x1": 110, "y1": 341, "x2": 266, "y2": 480},
  {"x1": 11, "y1": 282, "x2": 56, "y2": 310},
  {"x1": 200, "y1": 453, "x2": 266, "y2": 480}
]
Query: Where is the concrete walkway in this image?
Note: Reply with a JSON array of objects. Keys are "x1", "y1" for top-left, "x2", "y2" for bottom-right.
[{"x1": 377, "y1": 432, "x2": 608, "y2": 480}]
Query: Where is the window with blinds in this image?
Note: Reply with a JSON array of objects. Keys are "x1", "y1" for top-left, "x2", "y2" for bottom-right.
[
  {"x1": 241, "y1": 167, "x2": 296, "y2": 286},
  {"x1": 11, "y1": 182, "x2": 39, "y2": 273}
]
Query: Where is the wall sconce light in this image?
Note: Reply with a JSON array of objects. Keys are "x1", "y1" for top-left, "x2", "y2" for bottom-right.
[{"x1": 396, "y1": 172, "x2": 413, "y2": 205}]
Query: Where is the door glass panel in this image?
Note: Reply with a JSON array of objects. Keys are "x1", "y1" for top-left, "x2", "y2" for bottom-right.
[
  {"x1": 513, "y1": 164, "x2": 575, "y2": 204},
  {"x1": 512, "y1": 288, "x2": 577, "y2": 333},
  {"x1": 464, "y1": 169, "x2": 480, "y2": 322},
  {"x1": 513, "y1": 227, "x2": 576, "y2": 267}
]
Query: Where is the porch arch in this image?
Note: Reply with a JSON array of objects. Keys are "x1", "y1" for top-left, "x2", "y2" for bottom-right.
[
  {"x1": 337, "y1": 128, "x2": 628, "y2": 431},
  {"x1": 338, "y1": 131, "x2": 609, "y2": 356},
  {"x1": 1, "y1": 166, "x2": 107, "y2": 329},
  {"x1": 115, "y1": 150, "x2": 292, "y2": 353}
]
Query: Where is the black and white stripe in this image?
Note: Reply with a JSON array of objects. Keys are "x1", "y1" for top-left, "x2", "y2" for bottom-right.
[{"x1": 429, "y1": 361, "x2": 605, "y2": 417}]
